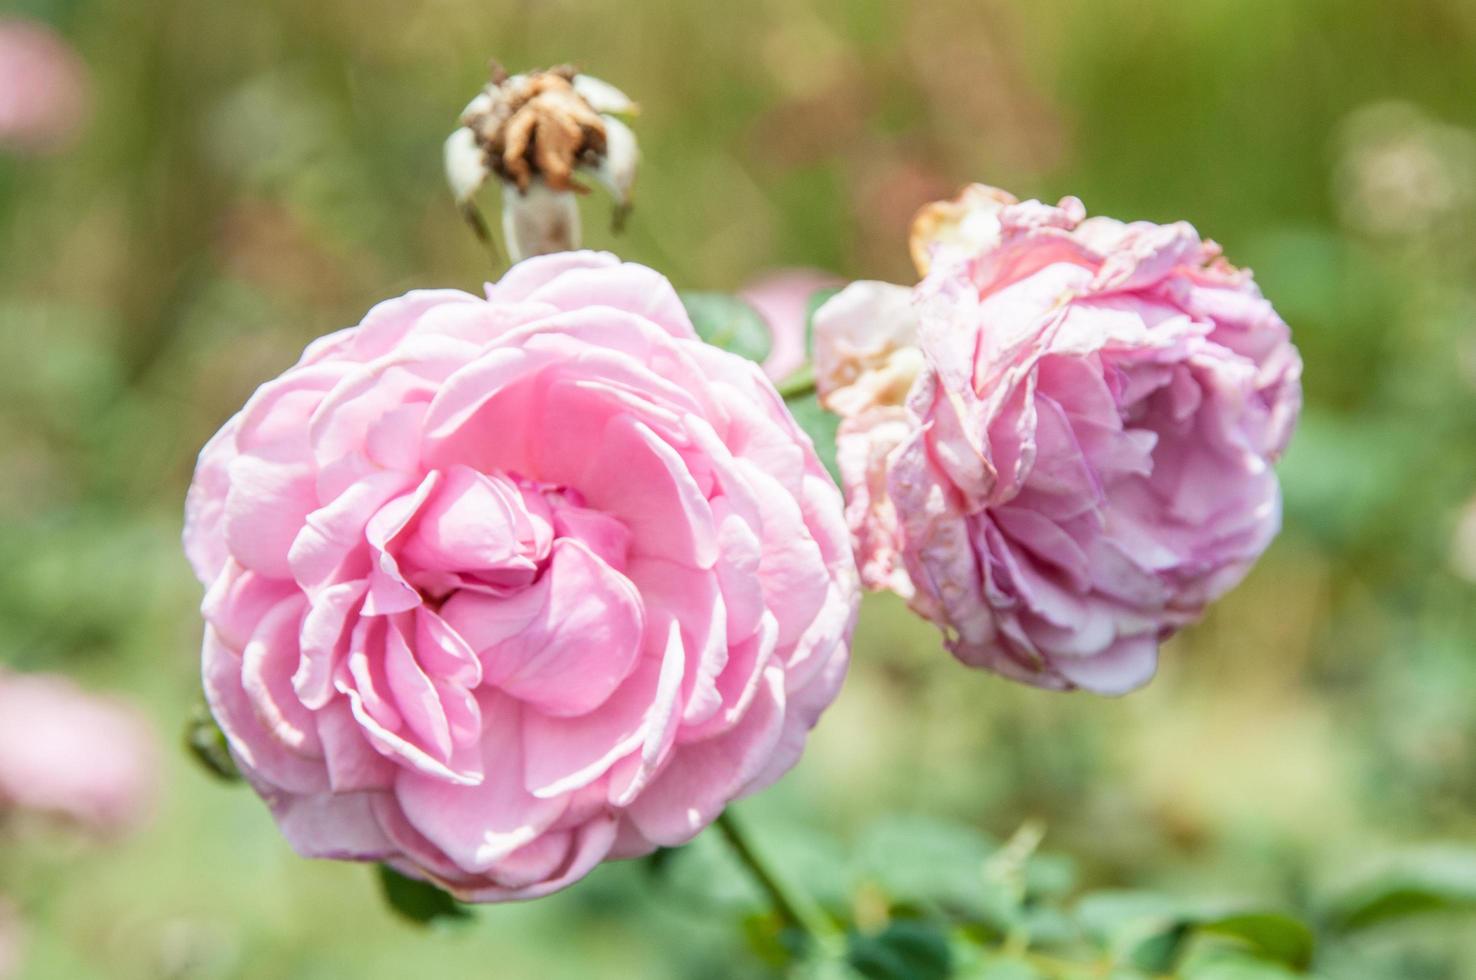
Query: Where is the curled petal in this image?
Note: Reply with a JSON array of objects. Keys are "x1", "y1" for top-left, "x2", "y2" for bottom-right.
[
  {"x1": 444, "y1": 127, "x2": 489, "y2": 204},
  {"x1": 584, "y1": 114, "x2": 638, "y2": 212},
  {"x1": 572, "y1": 74, "x2": 638, "y2": 116}
]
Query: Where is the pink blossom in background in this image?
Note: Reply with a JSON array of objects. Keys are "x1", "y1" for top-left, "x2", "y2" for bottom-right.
[
  {"x1": 815, "y1": 186, "x2": 1301, "y2": 694},
  {"x1": 0, "y1": 19, "x2": 89, "y2": 155},
  {"x1": 740, "y1": 269, "x2": 842, "y2": 383},
  {"x1": 0, "y1": 671, "x2": 159, "y2": 833},
  {"x1": 184, "y1": 251, "x2": 857, "y2": 901}
]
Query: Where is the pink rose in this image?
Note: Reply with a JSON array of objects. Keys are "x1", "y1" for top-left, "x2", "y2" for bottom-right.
[
  {"x1": 0, "y1": 19, "x2": 89, "y2": 155},
  {"x1": 184, "y1": 251, "x2": 857, "y2": 901},
  {"x1": 739, "y1": 269, "x2": 843, "y2": 383},
  {"x1": 0, "y1": 670, "x2": 158, "y2": 833},
  {"x1": 816, "y1": 187, "x2": 1301, "y2": 694}
]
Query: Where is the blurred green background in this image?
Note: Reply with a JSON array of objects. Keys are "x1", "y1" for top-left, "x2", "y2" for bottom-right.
[{"x1": 2, "y1": 0, "x2": 1475, "y2": 976}]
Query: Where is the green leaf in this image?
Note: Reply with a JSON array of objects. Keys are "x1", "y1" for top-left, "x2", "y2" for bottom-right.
[
  {"x1": 1179, "y1": 952, "x2": 1305, "y2": 980},
  {"x1": 740, "y1": 910, "x2": 804, "y2": 968},
  {"x1": 786, "y1": 391, "x2": 841, "y2": 484},
  {"x1": 1075, "y1": 891, "x2": 1192, "y2": 972},
  {"x1": 804, "y1": 286, "x2": 844, "y2": 359},
  {"x1": 1075, "y1": 890, "x2": 1183, "y2": 950},
  {"x1": 1023, "y1": 854, "x2": 1078, "y2": 902},
  {"x1": 642, "y1": 845, "x2": 683, "y2": 879},
  {"x1": 776, "y1": 363, "x2": 817, "y2": 400},
  {"x1": 1323, "y1": 847, "x2": 1476, "y2": 933},
  {"x1": 856, "y1": 817, "x2": 1001, "y2": 915},
  {"x1": 1129, "y1": 923, "x2": 1191, "y2": 974},
  {"x1": 376, "y1": 865, "x2": 472, "y2": 927},
  {"x1": 646, "y1": 828, "x2": 768, "y2": 914},
  {"x1": 1077, "y1": 893, "x2": 1315, "y2": 973},
  {"x1": 796, "y1": 956, "x2": 870, "y2": 980},
  {"x1": 184, "y1": 704, "x2": 240, "y2": 783},
  {"x1": 972, "y1": 956, "x2": 1044, "y2": 980},
  {"x1": 1199, "y1": 912, "x2": 1315, "y2": 970},
  {"x1": 680, "y1": 291, "x2": 772, "y2": 364},
  {"x1": 1014, "y1": 906, "x2": 1076, "y2": 949},
  {"x1": 847, "y1": 920, "x2": 954, "y2": 980}
]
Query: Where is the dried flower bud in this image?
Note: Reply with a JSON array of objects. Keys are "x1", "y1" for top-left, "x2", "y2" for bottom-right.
[{"x1": 444, "y1": 64, "x2": 639, "y2": 261}]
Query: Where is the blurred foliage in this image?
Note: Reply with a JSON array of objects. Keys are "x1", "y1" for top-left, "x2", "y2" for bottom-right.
[
  {"x1": 629, "y1": 811, "x2": 1476, "y2": 978},
  {"x1": 2, "y1": 0, "x2": 1476, "y2": 977},
  {"x1": 681, "y1": 291, "x2": 775, "y2": 363}
]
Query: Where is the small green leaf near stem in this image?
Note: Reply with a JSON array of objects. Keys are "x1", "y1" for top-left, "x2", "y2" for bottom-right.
[
  {"x1": 184, "y1": 704, "x2": 241, "y2": 783},
  {"x1": 776, "y1": 365, "x2": 817, "y2": 401}
]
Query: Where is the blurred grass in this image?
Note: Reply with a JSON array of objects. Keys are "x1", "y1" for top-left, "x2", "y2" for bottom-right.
[{"x1": 2, "y1": 0, "x2": 1476, "y2": 976}]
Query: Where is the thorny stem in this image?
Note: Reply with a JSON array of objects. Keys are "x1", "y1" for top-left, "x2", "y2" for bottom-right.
[{"x1": 714, "y1": 809, "x2": 842, "y2": 956}]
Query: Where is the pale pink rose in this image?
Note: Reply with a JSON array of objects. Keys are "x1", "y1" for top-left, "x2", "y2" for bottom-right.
[
  {"x1": 0, "y1": 671, "x2": 158, "y2": 833},
  {"x1": 739, "y1": 269, "x2": 842, "y2": 383},
  {"x1": 0, "y1": 19, "x2": 89, "y2": 155},
  {"x1": 184, "y1": 251, "x2": 857, "y2": 901},
  {"x1": 816, "y1": 187, "x2": 1301, "y2": 694}
]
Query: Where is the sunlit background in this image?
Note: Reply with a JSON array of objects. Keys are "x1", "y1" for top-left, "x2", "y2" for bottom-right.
[{"x1": 2, "y1": 0, "x2": 1475, "y2": 976}]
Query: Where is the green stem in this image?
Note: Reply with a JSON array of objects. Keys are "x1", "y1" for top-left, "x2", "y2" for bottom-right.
[
  {"x1": 775, "y1": 365, "x2": 817, "y2": 401},
  {"x1": 714, "y1": 809, "x2": 840, "y2": 952}
]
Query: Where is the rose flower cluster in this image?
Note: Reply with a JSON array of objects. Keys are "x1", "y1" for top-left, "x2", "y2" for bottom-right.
[{"x1": 185, "y1": 177, "x2": 1298, "y2": 901}]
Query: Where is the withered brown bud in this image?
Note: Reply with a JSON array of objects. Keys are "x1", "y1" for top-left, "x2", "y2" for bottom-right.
[
  {"x1": 445, "y1": 64, "x2": 640, "y2": 262},
  {"x1": 464, "y1": 65, "x2": 607, "y2": 194}
]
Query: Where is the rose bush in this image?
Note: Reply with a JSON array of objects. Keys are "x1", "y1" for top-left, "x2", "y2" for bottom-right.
[
  {"x1": 815, "y1": 186, "x2": 1301, "y2": 694},
  {"x1": 184, "y1": 251, "x2": 857, "y2": 901}
]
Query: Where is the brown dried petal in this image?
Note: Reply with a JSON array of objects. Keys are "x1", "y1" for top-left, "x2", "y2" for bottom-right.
[{"x1": 467, "y1": 69, "x2": 609, "y2": 193}]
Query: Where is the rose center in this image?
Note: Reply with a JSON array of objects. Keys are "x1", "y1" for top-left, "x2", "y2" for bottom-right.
[{"x1": 368, "y1": 464, "x2": 631, "y2": 614}]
